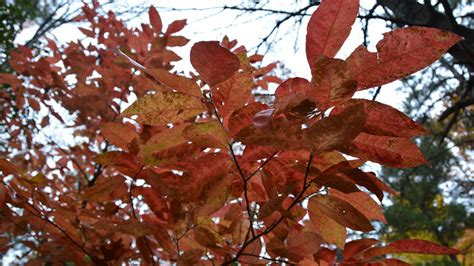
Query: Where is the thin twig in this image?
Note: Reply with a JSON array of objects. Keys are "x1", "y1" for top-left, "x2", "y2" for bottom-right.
[{"x1": 224, "y1": 152, "x2": 314, "y2": 265}]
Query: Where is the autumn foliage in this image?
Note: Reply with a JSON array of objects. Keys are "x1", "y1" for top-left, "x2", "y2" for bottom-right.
[{"x1": 0, "y1": 0, "x2": 463, "y2": 264}]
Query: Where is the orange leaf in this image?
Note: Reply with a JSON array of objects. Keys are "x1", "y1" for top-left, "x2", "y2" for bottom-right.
[
  {"x1": 214, "y1": 71, "x2": 254, "y2": 119},
  {"x1": 139, "y1": 124, "x2": 188, "y2": 165}
]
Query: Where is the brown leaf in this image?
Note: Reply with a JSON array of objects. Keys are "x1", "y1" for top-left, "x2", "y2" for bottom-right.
[
  {"x1": 0, "y1": 159, "x2": 19, "y2": 177},
  {"x1": 82, "y1": 176, "x2": 127, "y2": 202},
  {"x1": 236, "y1": 117, "x2": 306, "y2": 150},
  {"x1": 339, "y1": 169, "x2": 396, "y2": 201}
]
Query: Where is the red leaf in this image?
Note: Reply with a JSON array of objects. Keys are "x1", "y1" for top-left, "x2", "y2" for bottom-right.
[
  {"x1": 252, "y1": 108, "x2": 274, "y2": 128},
  {"x1": 312, "y1": 174, "x2": 359, "y2": 194},
  {"x1": 228, "y1": 102, "x2": 268, "y2": 138},
  {"x1": 389, "y1": 239, "x2": 459, "y2": 255},
  {"x1": 303, "y1": 102, "x2": 366, "y2": 152},
  {"x1": 236, "y1": 118, "x2": 306, "y2": 150},
  {"x1": 330, "y1": 189, "x2": 386, "y2": 223},
  {"x1": 309, "y1": 56, "x2": 357, "y2": 111},
  {"x1": 148, "y1": 6, "x2": 162, "y2": 33},
  {"x1": 213, "y1": 71, "x2": 254, "y2": 118},
  {"x1": 178, "y1": 249, "x2": 204, "y2": 265},
  {"x1": 343, "y1": 238, "x2": 379, "y2": 259},
  {"x1": 274, "y1": 78, "x2": 314, "y2": 114},
  {"x1": 78, "y1": 27, "x2": 95, "y2": 38},
  {"x1": 339, "y1": 169, "x2": 396, "y2": 201},
  {"x1": 309, "y1": 194, "x2": 374, "y2": 232},
  {"x1": 364, "y1": 239, "x2": 459, "y2": 258},
  {"x1": 165, "y1": 19, "x2": 187, "y2": 35},
  {"x1": 100, "y1": 122, "x2": 138, "y2": 150},
  {"x1": 194, "y1": 226, "x2": 218, "y2": 248},
  {"x1": 82, "y1": 176, "x2": 127, "y2": 202},
  {"x1": 309, "y1": 201, "x2": 346, "y2": 248},
  {"x1": 341, "y1": 133, "x2": 427, "y2": 168},
  {"x1": 306, "y1": 0, "x2": 359, "y2": 69},
  {"x1": 347, "y1": 27, "x2": 462, "y2": 90},
  {"x1": 0, "y1": 159, "x2": 19, "y2": 177},
  {"x1": 190, "y1": 41, "x2": 240, "y2": 86},
  {"x1": 95, "y1": 151, "x2": 141, "y2": 177},
  {"x1": 332, "y1": 99, "x2": 428, "y2": 137}
]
